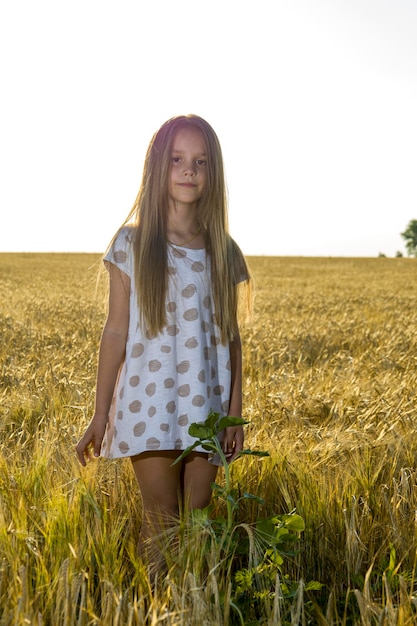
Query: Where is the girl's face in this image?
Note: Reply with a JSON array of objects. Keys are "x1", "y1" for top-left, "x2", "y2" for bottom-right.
[{"x1": 168, "y1": 127, "x2": 208, "y2": 211}]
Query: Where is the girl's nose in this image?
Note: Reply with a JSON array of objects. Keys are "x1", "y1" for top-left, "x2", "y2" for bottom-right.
[{"x1": 183, "y1": 161, "x2": 196, "y2": 175}]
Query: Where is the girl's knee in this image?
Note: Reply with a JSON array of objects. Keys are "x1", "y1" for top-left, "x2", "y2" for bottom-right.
[{"x1": 141, "y1": 500, "x2": 179, "y2": 531}]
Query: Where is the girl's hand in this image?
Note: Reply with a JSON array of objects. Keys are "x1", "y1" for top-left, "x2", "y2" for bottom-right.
[
  {"x1": 223, "y1": 425, "x2": 244, "y2": 463},
  {"x1": 75, "y1": 415, "x2": 108, "y2": 466}
]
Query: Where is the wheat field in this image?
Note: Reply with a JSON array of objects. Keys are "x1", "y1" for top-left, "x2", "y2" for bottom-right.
[{"x1": 1, "y1": 252, "x2": 417, "y2": 625}]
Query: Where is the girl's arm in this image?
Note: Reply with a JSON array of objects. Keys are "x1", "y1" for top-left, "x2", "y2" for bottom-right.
[
  {"x1": 223, "y1": 331, "x2": 244, "y2": 462},
  {"x1": 76, "y1": 264, "x2": 130, "y2": 466}
]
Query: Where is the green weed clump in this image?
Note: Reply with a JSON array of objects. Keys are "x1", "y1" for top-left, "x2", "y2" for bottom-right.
[
  {"x1": 1, "y1": 253, "x2": 417, "y2": 624},
  {"x1": 171, "y1": 411, "x2": 322, "y2": 624}
]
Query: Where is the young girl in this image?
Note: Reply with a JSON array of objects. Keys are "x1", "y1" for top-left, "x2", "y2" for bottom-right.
[{"x1": 76, "y1": 114, "x2": 251, "y2": 571}]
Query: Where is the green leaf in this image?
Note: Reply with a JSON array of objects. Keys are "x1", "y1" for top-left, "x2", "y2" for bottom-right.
[
  {"x1": 211, "y1": 482, "x2": 225, "y2": 495},
  {"x1": 305, "y1": 581, "x2": 324, "y2": 591},
  {"x1": 216, "y1": 415, "x2": 249, "y2": 432},
  {"x1": 274, "y1": 531, "x2": 298, "y2": 543},
  {"x1": 171, "y1": 442, "x2": 200, "y2": 464},
  {"x1": 188, "y1": 423, "x2": 213, "y2": 439},
  {"x1": 283, "y1": 514, "x2": 305, "y2": 532},
  {"x1": 242, "y1": 493, "x2": 265, "y2": 505},
  {"x1": 256, "y1": 517, "x2": 275, "y2": 539},
  {"x1": 190, "y1": 507, "x2": 211, "y2": 525},
  {"x1": 234, "y1": 568, "x2": 253, "y2": 592},
  {"x1": 226, "y1": 494, "x2": 239, "y2": 510},
  {"x1": 266, "y1": 549, "x2": 284, "y2": 566},
  {"x1": 205, "y1": 411, "x2": 220, "y2": 430},
  {"x1": 238, "y1": 449, "x2": 270, "y2": 458},
  {"x1": 271, "y1": 513, "x2": 305, "y2": 532}
]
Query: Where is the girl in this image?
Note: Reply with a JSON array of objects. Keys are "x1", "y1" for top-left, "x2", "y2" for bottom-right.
[{"x1": 76, "y1": 114, "x2": 251, "y2": 571}]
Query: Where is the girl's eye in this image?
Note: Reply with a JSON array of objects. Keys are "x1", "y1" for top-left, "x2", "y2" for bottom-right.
[{"x1": 171, "y1": 157, "x2": 206, "y2": 166}]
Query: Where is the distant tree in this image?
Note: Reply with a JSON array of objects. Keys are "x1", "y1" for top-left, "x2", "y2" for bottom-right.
[
  {"x1": 401, "y1": 219, "x2": 417, "y2": 257},
  {"x1": 395, "y1": 250, "x2": 403, "y2": 258}
]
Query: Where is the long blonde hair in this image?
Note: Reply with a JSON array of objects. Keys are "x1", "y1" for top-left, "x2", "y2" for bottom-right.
[{"x1": 114, "y1": 114, "x2": 251, "y2": 343}]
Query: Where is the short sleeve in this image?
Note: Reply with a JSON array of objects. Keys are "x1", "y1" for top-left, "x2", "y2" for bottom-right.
[
  {"x1": 103, "y1": 226, "x2": 134, "y2": 278},
  {"x1": 231, "y1": 238, "x2": 249, "y2": 284}
]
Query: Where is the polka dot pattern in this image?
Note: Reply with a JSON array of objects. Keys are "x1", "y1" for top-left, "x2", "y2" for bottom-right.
[
  {"x1": 166, "y1": 401, "x2": 176, "y2": 414},
  {"x1": 133, "y1": 422, "x2": 146, "y2": 437},
  {"x1": 183, "y1": 308, "x2": 199, "y2": 321},
  {"x1": 178, "y1": 384, "x2": 190, "y2": 397},
  {"x1": 131, "y1": 343, "x2": 144, "y2": 358},
  {"x1": 177, "y1": 360, "x2": 190, "y2": 374},
  {"x1": 192, "y1": 395, "x2": 205, "y2": 407},
  {"x1": 178, "y1": 414, "x2": 188, "y2": 427},
  {"x1": 114, "y1": 250, "x2": 127, "y2": 264},
  {"x1": 172, "y1": 247, "x2": 187, "y2": 259},
  {"x1": 147, "y1": 437, "x2": 161, "y2": 449},
  {"x1": 100, "y1": 228, "x2": 234, "y2": 464},
  {"x1": 182, "y1": 284, "x2": 197, "y2": 298}
]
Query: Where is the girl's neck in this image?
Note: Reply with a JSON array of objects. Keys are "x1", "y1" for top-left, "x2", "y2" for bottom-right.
[{"x1": 167, "y1": 209, "x2": 204, "y2": 248}]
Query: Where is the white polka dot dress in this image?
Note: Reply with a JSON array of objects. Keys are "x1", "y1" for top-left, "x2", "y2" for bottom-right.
[{"x1": 100, "y1": 227, "x2": 232, "y2": 461}]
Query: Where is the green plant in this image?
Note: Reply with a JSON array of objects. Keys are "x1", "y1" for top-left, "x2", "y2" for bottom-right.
[
  {"x1": 174, "y1": 412, "x2": 322, "y2": 624},
  {"x1": 175, "y1": 411, "x2": 267, "y2": 530}
]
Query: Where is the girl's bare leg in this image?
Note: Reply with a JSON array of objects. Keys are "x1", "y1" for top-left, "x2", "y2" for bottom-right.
[
  {"x1": 131, "y1": 451, "x2": 218, "y2": 575},
  {"x1": 131, "y1": 451, "x2": 181, "y2": 575},
  {"x1": 181, "y1": 452, "x2": 218, "y2": 509}
]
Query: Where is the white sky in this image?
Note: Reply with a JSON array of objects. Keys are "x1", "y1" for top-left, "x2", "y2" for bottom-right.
[{"x1": 1, "y1": 0, "x2": 416, "y2": 257}]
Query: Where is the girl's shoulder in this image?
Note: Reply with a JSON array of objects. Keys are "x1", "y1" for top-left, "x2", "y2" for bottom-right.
[
  {"x1": 112, "y1": 224, "x2": 136, "y2": 247},
  {"x1": 228, "y1": 236, "x2": 250, "y2": 284},
  {"x1": 103, "y1": 225, "x2": 136, "y2": 277}
]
